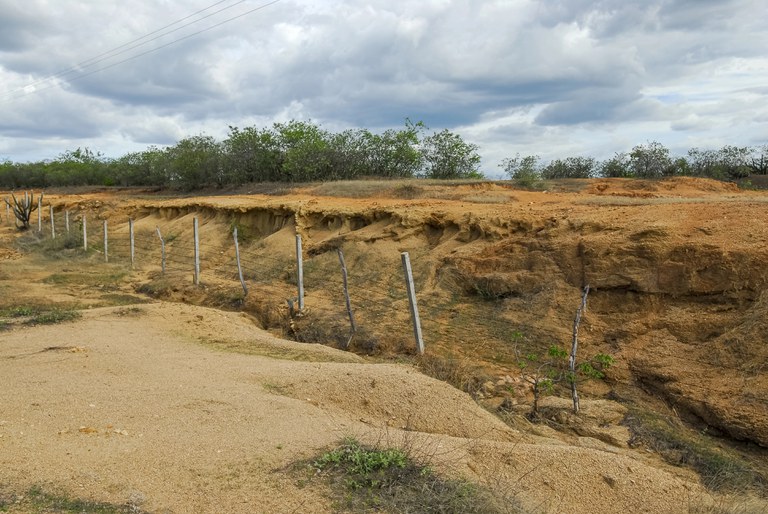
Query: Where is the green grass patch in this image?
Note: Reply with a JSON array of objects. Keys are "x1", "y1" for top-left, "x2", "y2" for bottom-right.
[
  {"x1": 26, "y1": 308, "x2": 81, "y2": 325},
  {"x1": 303, "y1": 438, "x2": 503, "y2": 513},
  {"x1": 43, "y1": 270, "x2": 128, "y2": 288},
  {"x1": 0, "y1": 484, "x2": 147, "y2": 513},
  {"x1": 0, "y1": 305, "x2": 82, "y2": 328}
]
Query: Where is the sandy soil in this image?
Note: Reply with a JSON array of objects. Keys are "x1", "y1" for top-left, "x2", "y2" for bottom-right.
[
  {"x1": 2, "y1": 178, "x2": 767, "y2": 513},
  {"x1": 1, "y1": 300, "x2": 710, "y2": 514}
]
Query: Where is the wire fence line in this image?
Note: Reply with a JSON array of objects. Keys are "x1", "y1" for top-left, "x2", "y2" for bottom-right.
[
  {"x1": 18, "y1": 206, "x2": 437, "y2": 354},
  {"x1": 8, "y1": 201, "x2": 549, "y2": 378}
]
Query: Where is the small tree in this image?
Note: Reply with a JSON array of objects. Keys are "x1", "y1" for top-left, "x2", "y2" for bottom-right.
[
  {"x1": 517, "y1": 344, "x2": 568, "y2": 418},
  {"x1": 541, "y1": 156, "x2": 598, "y2": 179},
  {"x1": 501, "y1": 154, "x2": 542, "y2": 187},
  {"x1": 599, "y1": 152, "x2": 632, "y2": 178},
  {"x1": 420, "y1": 128, "x2": 482, "y2": 179},
  {"x1": 5, "y1": 191, "x2": 42, "y2": 230},
  {"x1": 514, "y1": 331, "x2": 613, "y2": 418},
  {"x1": 629, "y1": 141, "x2": 671, "y2": 178},
  {"x1": 749, "y1": 144, "x2": 768, "y2": 175}
]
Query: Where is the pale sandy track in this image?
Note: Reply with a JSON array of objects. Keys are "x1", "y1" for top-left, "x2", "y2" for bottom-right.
[{"x1": 0, "y1": 302, "x2": 717, "y2": 514}]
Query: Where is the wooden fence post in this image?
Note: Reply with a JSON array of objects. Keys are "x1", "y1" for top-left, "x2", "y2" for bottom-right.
[
  {"x1": 5, "y1": 201, "x2": 9, "y2": 224},
  {"x1": 401, "y1": 252, "x2": 425, "y2": 355},
  {"x1": 65, "y1": 211, "x2": 70, "y2": 233},
  {"x1": 49, "y1": 205, "x2": 55, "y2": 239},
  {"x1": 338, "y1": 248, "x2": 356, "y2": 347},
  {"x1": 129, "y1": 219, "x2": 135, "y2": 269},
  {"x1": 83, "y1": 216, "x2": 88, "y2": 251},
  {"x1": 233, "y1": 227, "x2": 248, "y2": 296},
  {"x1": 295, "y1": 234, "x2": 304, "y2": 310},
  {"x1": 569, "y1": 284, "x2": 590, "y2": 414},
  {"x1": 103, "y1": 220, "x2": 108, "y2": 262},
  {"x1": 37, "y1": 196, "x2": 42, "y2": 232},
  {"x1": 193, "y1": 217, "x2": 200, "y2": 285},
  {"x1": 156, "y1": 226, "x2": 166, "y2": 275}
]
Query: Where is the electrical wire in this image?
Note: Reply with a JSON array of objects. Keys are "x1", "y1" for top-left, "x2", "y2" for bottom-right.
[
  {"x1": 0, "y1": 0, "x2": 242, "y2": 100},
  {"x1": 0, "y1": 0, "x2": 283, "y2": 104}
]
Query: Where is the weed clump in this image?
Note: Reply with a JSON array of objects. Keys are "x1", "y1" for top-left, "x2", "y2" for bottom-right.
[
  {"x1": 307, "y1": 438, "x2": 500, "y2": 513},
  {"x1": 0, "y1": 305, "x2": 81, "y2": 327},
  {"x1": 624, "y1": 407, "x2": 767, "y2": 493}
]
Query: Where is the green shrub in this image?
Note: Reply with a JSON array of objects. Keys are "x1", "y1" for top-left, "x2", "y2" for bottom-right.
[{"x1": 307, "y1": 438, "x2": 502, "y2": 513}]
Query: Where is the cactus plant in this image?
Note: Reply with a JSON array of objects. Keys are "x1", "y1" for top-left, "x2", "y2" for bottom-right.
[{"x1": 4, "y1": 191, "x2": 43, "y2": 230}]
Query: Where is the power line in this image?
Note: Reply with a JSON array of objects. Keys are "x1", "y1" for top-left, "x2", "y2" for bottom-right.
[
  {"x1": 0, "y1": 0, "x2": 283, "y2": 103},
  {"x1": 0, "y1": 0, "x2": 240, "y2": 100}
]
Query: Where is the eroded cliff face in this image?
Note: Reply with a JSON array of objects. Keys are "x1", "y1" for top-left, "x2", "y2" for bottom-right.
[
  {"x1": 49, "y1": 178, "x2": 768, "y2": 448},
  {"x1": 424, "y1": 182, "x2": 768, "y2": 448},
  {"x1": 446, "y1": 223, "x2": 768, "y2": 447}
]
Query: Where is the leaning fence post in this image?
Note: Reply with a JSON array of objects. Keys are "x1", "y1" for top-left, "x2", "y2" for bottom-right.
[
  {"x1": 338, "y1": 248, "x2": 356, "y2": 347},
  {"x1": 156, "y1": 226, "x2": 166, "y2": 275},
  {"x1": 103, "y1": 220, "x2": 108, "y2": 262},
  {"x1": 65, "y1": 211, "x2": 70, "y2": 233},
  {"x1": 401, "y1": 252, "x2": 425, "y2": 355},
  {"x1": 49, "y1": 205, "x2": 55, "y2": 239},
  {"x1": 129, "y1": 218, "x2": 135, "y2": 269},
  {"x1": 37, "y1": 196, "x2": 42, "y2": 232},
  {"x1": 83, "y1": 216, "x2": 88, "y2": 251},
  {"x1": 295, "y1": 234, "x2": 304, "y2": 310},
  {"x1": 233, "y1": 227, "x2": 248, "y2": 296},
  {"x1": 193, "y1": 217, "x2": 200, "y2": 285}
]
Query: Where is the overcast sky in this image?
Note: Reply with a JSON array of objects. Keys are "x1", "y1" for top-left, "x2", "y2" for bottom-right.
[{"x1": 1, "y1": 0, "x2": 767, "y2": 176}]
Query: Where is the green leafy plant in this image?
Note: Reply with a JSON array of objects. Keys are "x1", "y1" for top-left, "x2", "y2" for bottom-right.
[
  {"x1": 514, "y1": 333, "x2": 613, "y2": 418},
  {"x1": 307, "y1": 438, "x2": 500, "y2": 513}
]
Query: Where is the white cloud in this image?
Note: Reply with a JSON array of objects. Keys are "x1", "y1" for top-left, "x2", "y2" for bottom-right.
[{"x1": 0, "y1": 0, "x2": 766, "y2": 168}]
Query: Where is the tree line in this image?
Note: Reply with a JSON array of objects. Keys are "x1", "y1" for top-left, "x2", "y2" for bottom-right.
[
  {"x1": 503, "y1": 141, "x2": 768, "y2": 184},
  {"x1": 1, "y1": 120, "x2": 766, "y2": 190},
  {"x1": 0, "y1": 120, "x2": 481, "y2": 190}
]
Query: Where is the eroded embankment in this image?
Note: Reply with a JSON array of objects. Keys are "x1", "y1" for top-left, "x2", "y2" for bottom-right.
[{"x1": 48, "y1": 184, "x2": 768, "y2": 449}]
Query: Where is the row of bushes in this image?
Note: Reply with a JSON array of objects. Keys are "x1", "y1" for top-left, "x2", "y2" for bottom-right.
[
  {"x1": 2, "y1": 119, "x2": 766, "y2": 189},
  {"x1": 504, "y1": 142, "x2": 768, "y2": 183},
  {"x1": 0, "y1": 120, "x2": 482, "y2": 190}
]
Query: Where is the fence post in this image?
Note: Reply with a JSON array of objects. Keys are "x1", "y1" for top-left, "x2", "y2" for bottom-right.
[
  {"x1": 103, "y1": 220, "x2": 108, "y2": 262},
  {"x1": 569, "y1": 284, "x2": 590, "y2": 414},
  {"x1": 233, "y1": 227, "x2": 248, "y2": 296},
  {"x1": 338, "y1": 248, "x2": 356, "y2": 347},
  {"x1": 129, "y1": 219, "x2": 135, "y2": 269},
  {"x1": 65, "y1": 211, "x2": 70, "y2": 233},
  {"x1": 83, "y1": 216, "x2": 88, "y2": 251},
  {"x1": 295, "y1": 234, "x2": 304, "y2": 310},
  {"x1": 49, "y1": 205, "x2": 55, "y2": 239},
  {"x1": 193, "y1": 217, "x2": 200, "y2": 285},
  {"x1": 5, "y1": 201, "x2": 9, "y2": 224},
  {"x1": 156, "y1": 226, "x2": 166, "y2": 275},
  {"x1": 401, "y1": 252, "x2": 425, "y2": 355},
  {"x1": 37, "y1": 196, "x2": 42, "y2": 232}
]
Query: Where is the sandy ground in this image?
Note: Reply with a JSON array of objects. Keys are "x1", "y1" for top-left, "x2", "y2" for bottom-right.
[
  {"x1": 2, "y1": 179, "x2": 767, "y2": 513},
  {"x1": 0, "y1": 297, "x2": 718, "y2": 513}
]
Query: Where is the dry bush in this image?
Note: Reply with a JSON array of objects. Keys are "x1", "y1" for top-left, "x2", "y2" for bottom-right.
[{"x1": 416, "y1": 353, "x2": 492, "y2": 399}]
